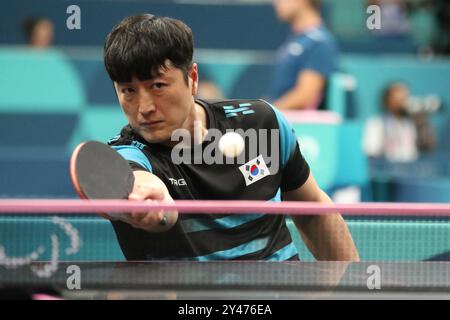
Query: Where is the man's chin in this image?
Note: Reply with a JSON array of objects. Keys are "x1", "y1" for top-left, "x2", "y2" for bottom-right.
[
  {"x1": 142, "y1": 135, "x2": 167, "y2": 144},
  {"x1": 136, "y1": 131, "x2": 166, "y2": 144}
]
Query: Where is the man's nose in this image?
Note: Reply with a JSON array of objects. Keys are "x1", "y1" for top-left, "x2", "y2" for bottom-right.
[{"x1": 138, "y1": 90, "x2": 156, "y2": 114}]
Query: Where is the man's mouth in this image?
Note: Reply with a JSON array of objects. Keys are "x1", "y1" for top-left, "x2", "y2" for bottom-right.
[{"x1": 140, "y1": 120, "x2": 164, "y2": 128}]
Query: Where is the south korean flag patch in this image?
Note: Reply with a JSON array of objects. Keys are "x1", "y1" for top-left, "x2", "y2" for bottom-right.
[{"x1": 239, "y1": 155, "x2": 270, "y2": 186}]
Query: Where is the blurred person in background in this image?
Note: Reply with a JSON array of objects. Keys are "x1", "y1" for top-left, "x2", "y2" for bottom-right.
[
  {"x1": 433, "y1": 0, "x2": 450, "y2": 54},
  {"x1": 401, "y1": 0, "x2": 450, "y2": 55},
  {"x1": 363, "y1": 82, "x2": 436, "y2": 163},
  {"x1": 267, "y1": 0, "x2": 338, "y2": 110},
  {"x1": 22, "y1": 17, "x2": 54, "y2": 49}
]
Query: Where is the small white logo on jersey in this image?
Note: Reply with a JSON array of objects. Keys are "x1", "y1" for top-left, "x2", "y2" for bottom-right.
[
  {"x1": 168, "y1": 178, "x2": 187, "y2": 186},
  {"x1": 288, "y1": 42, "x2": 304, "y2": 56},
  {"x1": 239, "y1": 155, "x2": 270, "y2": 186}
]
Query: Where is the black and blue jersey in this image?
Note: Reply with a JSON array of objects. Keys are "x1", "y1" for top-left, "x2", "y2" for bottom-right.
[{"x1": 107, "y1": 99, "x2": 310, "y2": 261}]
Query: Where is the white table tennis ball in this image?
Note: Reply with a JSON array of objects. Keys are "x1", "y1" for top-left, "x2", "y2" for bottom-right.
[{"x1": 219, "y1": 132, "x2": 245, "y2": 158}]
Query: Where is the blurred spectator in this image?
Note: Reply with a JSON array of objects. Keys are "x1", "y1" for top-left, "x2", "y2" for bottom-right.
[
  {"x1": 363, "y1": 82, "x2": 436, "y2": 163},
  {"x1": 433, "y1": 0, "x2": 450, "y2": 54},
  {"x1": 368, "y1": 0, "x2": 410, "y2": 36},
  {"x1": 196, "y1": 80, "x2": 224, "y2": 100},
  {"x1": 267, "y1": 0, "x2": 338, "y2": 110},
  {"x1": 22, "y1": 17, "x2": 54, "y2": 49},
  {"x1": 401, "y1": 0, "x2": 450, "y2": 55}
]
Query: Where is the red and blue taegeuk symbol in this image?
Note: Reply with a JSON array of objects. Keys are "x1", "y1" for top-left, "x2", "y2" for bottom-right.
[{"x1": 250, "y1": 164, "x2": 259, "y2": 176}]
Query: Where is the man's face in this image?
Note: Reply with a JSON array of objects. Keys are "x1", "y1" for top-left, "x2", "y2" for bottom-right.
[
  {"x1": 114, "y1": 63, "x2": 198, "y2": 145},
  {"x1": 273, "y1": 0, "x2": 306, "y2": 23},
  {"x1": 386, "y1": 84, "x2": 409, "y2": 115},
  {"x1": 31, "y1": 19, "x2": 54, "y2": 48}
]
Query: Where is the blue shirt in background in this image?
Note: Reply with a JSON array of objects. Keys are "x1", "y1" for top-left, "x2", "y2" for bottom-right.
[{"x1": 267, "y1": 25, "x2": 339, "y2": 109}]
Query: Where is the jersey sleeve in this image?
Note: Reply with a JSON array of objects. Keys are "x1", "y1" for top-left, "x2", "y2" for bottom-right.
[
  {"x1": 281, "y1": 140, "x2": 310, "y2": 192},
  {"x1": 303, "y1": 40, "x2": 338, "y2": 78},
  {"x1": 110, "y1": 145, "x2": 153, "y2": 173},
  {"x1": 266, "y1": 102, "x2": 310, "y2": 192},
  {"x1": 128, "y1": 161, "x2": 149, "y2": 172}
]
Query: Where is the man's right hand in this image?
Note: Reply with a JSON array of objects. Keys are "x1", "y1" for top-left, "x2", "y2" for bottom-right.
[{"x1": 117, "y1": 170, "x2": 178, "y2": 232}]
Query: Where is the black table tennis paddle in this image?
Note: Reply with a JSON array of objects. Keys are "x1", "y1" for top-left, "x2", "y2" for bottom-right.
[
  {"x1": 70, "y1": 141, "x2": 134, "y2": 200},
  {"x1": 70, "y1": 141, "x2": 168, "y2": 226}
]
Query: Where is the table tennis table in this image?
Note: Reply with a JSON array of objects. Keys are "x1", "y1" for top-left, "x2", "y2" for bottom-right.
[{"x1": 1, "y1": 261, "x2": 450, "y2": 299}]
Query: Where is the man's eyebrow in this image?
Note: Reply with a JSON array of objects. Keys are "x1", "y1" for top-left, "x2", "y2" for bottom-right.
[{"x1": 115, "y1": 72, "x2": 173, "y2": 85}]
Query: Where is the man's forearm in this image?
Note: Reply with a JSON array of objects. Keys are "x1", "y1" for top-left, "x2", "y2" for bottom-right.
[
  {"x1": 274, "y1": 71, "x2": 325, "y2": 110},
  {"x1": 292, "y1": 192, "x2": 360, "y2": 261},
  {"x1": 293, "y1": 214, "x2": 359, "y2": 261},
  {"x1": 124, "y1": 170, "x2": 179, "y2": 233},
  {"x1": 274, "y1": 89, "x2": 311, "y2": 110}
]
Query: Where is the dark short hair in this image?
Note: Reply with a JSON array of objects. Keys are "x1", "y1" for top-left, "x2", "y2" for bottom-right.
[{"x1": 104, "y1": 13, "x2": 194, "y2": 84}]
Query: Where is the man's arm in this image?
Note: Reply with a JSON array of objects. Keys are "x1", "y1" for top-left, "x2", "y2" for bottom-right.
[
  {"x1": 109, "y1": 170, "x2": 178, "y2": 233},
  {"x1": 274, "y1": 70, "x2": 325, "y2": 110},
  {"x1": 282, "y1": 173, "x2": 359, "y2": 261}
]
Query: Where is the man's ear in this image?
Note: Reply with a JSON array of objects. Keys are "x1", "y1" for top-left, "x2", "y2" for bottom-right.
[
  {"x1": 189, "y1": 63, "x2": 199, "y2": 95},
  {"x1": 193, "y1": 79, "x2": 198, "y2": 94}
]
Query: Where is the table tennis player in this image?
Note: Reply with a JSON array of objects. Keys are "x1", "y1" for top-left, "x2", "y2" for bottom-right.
[{"x1": 101, "y1": 13, "x2": 359, "y2": 262}]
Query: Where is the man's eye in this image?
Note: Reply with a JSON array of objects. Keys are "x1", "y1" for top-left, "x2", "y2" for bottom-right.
[
  {"x1": 152, "y1": 83, "x2": 166, "y2": 89},
  {"x1": 121, "y1": 88, "x2": 135, "y2": 94}
]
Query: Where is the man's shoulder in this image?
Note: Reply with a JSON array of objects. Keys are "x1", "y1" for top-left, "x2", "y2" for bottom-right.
[
  {"x1": 198, "y1": 98, "x2": 274, "y2": 113},
  {"x1": 198, "y1": 98, "x2": 270, "y2": 109},
  {"x1": 294, "y1": 26, "x2": 337, "y2": 51},
  {"x1": 305, "y1": 25, "x2": 335, "y2": 41},
  {"x1": 106, "y1": 124, "x2": 142, "y2": 147},
  {"x1": 199, "y1": 98, "x2": 276, "y2": 126}
]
